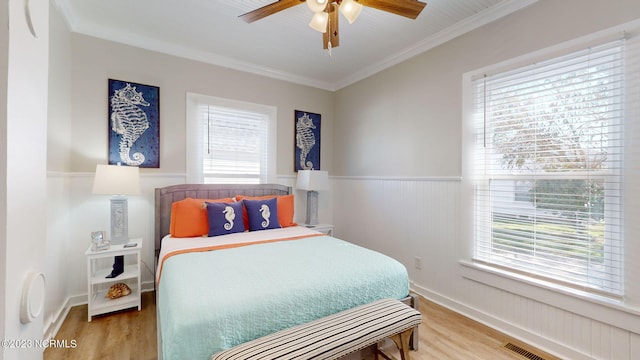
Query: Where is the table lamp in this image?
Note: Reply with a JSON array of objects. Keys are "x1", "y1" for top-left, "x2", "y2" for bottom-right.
[
  {"x1": 296, "y1": 170, "x2": 328, "y2": 226},
  {"x1": 92, "y1": 163, "x2": 140, "y2": 277}
]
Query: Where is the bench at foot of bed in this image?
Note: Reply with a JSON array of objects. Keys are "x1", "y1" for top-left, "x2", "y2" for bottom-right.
[{"x1": 210, "y1": 298, "x2": 422, "y2": 360}]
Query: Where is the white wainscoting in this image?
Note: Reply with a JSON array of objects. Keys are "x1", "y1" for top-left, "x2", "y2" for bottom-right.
[
  {"x1": 45, "y1": 173, "x2": 640, "y2": 358},
  {"x1": 331, "y1": 176, "x2": 640, "y2": 360}
]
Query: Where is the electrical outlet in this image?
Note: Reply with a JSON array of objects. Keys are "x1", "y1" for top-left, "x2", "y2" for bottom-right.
[{"x1": 414, "y1": 256, "x2": 422, "y2": 270}]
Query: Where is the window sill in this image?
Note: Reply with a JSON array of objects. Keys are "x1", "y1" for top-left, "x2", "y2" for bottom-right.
[{"x1": 459, "y1": 260, "x2": 640, "y2": 334}]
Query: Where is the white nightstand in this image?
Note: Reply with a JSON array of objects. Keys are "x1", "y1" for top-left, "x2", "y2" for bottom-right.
[
  {"x1": 85, "y1": 239, "x2": 142, "y2": 322},
  {"x1": 304, "y1": 224, "x2": 334, "y2": 236}
]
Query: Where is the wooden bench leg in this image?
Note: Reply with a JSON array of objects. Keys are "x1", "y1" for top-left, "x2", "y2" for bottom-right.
[
  {"x1": 375, "y1": 328, "x2": 416, "y2": 360},
  {"x1": 402, "y1": 293, "x2": 419, "y2": 351}
]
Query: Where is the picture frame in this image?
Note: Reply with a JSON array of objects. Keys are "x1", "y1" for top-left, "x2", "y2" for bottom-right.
[
  {"x1": 90, "y1": 231, "x2": 109, "y2": 251},
  {"x1": 294, "y1": 110, "x2": 321, "y2": 171},
  {"x1": 108, "y1": 79, "x2": 160, "y2": 168}
]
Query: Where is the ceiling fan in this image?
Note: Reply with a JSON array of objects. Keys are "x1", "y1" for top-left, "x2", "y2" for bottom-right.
[{"x1": 239, "y1": 0, "x2": 427, "y2": 50}]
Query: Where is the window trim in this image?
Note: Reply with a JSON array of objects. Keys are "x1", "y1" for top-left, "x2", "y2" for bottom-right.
[
  {"x1": 186, "y1": 93, "x2": 277, "y2": 184},
  {"x1": 459, "y1": 260, "x2": 640, "y2": 334},
  {"x1": 461, "y1": 21, "x2": 640, "y2": 314},
  {"x1": 472, "y1": 40, "x2": 625, "y2": 297}
]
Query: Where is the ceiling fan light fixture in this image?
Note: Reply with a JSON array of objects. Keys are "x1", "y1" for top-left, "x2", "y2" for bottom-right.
[
  {"x1": 309, "y1": 11, "x2": 329, "y2": 33},
  {"x1": 339, "y1": 0, "x2": 363, "y2": 24},
  {"x1": 306, "y1": 0, "x2": 328, "y2": 13},
  {"x1": 240, "y1": 0, "x2": 427, "y2": 50}
]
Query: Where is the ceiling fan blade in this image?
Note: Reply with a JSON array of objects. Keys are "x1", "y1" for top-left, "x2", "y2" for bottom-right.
[
  {"x1": 357, "y1": 0, "x2": 427, "y2": 19},
  {"x1": 239, "y1": 0, "x2": 305, "y2": 23}
]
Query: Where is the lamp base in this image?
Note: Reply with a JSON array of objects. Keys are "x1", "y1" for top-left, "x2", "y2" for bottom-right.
[
  {"x1": 305, "y1": 190, "x2": 319, "y2": 226},
  {"x1": 107, "y1": 196, "x2": 128, "y2": 278},
  {"x1": 110, "y1": 196, "x2": 129, "y2": 245}
]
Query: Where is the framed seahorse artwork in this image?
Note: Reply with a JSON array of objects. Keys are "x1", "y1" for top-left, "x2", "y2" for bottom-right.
[
  {"x1": 294, "y1": 110, "x2": 321, "y2": 171},
  {"x1": 108, "y1": 79, "x2": 160, "y2": 168}
]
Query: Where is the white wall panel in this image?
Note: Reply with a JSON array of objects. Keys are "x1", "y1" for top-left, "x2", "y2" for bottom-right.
[
  {"x1": 3, "y1": 1, "x2": 49, "y2": 358},
  {"x1": 44, "y1": 174, "x2": 71, "y2": 340},
  {"x1": 332, "y1": 177, "x2": 461, "y2": 285},
  {"x1": 631, "y1": 332, "x2": 640, "y2": 359},
  {"x1": 610, "y1": 326, "x2": 630, "y2": 360},
  {"x1": 333, "y1": 177, "x2": 640, "y2": 360}
]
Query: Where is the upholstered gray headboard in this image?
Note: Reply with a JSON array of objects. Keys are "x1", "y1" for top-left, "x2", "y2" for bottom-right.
[{"x1": 154, "y1": 183, "x2": 292, "y2": 253}]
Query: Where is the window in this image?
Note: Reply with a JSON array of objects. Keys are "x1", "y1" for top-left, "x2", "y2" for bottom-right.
[
  {"x1": 471, "y1": 40, "x2": 625, "y2": 297},
  {"x1": 186, "y1": 94, "x2": 276, "y2": 184}
]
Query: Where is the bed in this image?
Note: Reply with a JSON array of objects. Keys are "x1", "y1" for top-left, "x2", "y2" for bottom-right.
[{"x1": 155, "y1": 184, "x2": 415, "y2": 360}]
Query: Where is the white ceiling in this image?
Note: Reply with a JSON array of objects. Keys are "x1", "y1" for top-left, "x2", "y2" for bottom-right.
[{"x1": 53, "y1": 0, "x2": 537, "y2": 91}]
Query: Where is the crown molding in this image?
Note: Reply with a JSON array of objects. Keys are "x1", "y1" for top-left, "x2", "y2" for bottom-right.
[
  {"x1": 53, "y1": 0, "x2": 538, "y2": 92},
  {"x1": 333, "y1": 0, "x2": 539, "y2": 90}
]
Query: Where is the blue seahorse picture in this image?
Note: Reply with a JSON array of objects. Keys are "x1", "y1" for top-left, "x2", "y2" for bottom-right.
[
  {"x1": 108, "y1": 79, "x2": 160, "y2": 168},
  {"x1": 294, "y1": 110, "x2": 321, "y2": 171}
]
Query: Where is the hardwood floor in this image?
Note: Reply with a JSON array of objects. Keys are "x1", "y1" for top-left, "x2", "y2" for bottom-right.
[
  {"x1": 394, "y1": 297, "x2": 559, "y2": 360},
  {"x1": 44, "y1": 292, "x2": 559, "y2": 360},
  {"x1": 44, "y1": 291, "x2": 157, "y2": 360}
]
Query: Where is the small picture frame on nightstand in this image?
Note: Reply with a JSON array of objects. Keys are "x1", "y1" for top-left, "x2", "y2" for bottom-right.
[{"x1": 90, "y1": 231, "x2": 110, "y2": 251}]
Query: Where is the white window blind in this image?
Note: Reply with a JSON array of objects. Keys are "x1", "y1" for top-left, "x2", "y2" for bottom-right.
[
  {"x1": 186, "y1": 94, "x2": 276, "y2": 184},
  {"x1": 200, "y1": 105, "x2": 268, "y2": 184},
  {"x1": 472, "y1": 40, "x2": 625, "y2": 296}
]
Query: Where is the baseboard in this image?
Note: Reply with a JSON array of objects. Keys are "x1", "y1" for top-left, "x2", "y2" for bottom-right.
[
  {"x1": 44, "y1": 280, "x2": 156, "y2": 340},
  {"x1": 409, "y1": 282, "x2": 590, "y2": 360},
  {"x1": 142, "y1": 280, "x2": 156, "y2": 293},
  {"x1": 44, "y1": 298, "x2": 72, "y2": 341}
]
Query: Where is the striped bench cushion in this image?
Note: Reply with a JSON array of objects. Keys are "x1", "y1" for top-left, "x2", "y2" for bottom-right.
[{"x1": 210, "y1": 298, "x2": 422, "y2": 360}]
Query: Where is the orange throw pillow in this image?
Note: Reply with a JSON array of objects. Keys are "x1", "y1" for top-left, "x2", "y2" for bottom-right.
[
  {"x1": 235, "y1": 194, "x2": 296, "y2": 229},
  {"x1": 169, "y1": 197, "x2": 234, "y2": 238}
]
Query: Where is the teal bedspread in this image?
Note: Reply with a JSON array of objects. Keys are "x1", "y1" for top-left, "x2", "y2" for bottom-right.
[{"x1": 158, "y1": 236, "x2": 409, "y2": 360}]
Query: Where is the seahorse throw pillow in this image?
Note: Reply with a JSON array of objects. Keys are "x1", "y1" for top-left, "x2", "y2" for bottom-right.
[
  {"x1": 244, "y1": 198, "x2": 281, "y2": 231},
  {"x1": 235, "y1": 195, "x2": 296, "y2": 228},
  {"x1": 205, "y1": 201, "x2": 245, "y2": 237},
  {"x1": 170, "y1": 197, "x2": 234, "y2": 238}
]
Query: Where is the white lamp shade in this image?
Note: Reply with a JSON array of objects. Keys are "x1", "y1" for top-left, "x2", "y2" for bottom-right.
[
  {"x1": 92, "y1": 164, "x2": 141, "y2": 196},
  {"x1": 308, "y1": 11, "x2": 329, "y2": 33},
  {"x1": 306, "y1": 0, "x2": 328, "y2": 13},
  {"x1": 339, "y1": 0, "x2": 363, "y2": 24},
  {"x1": 296, "y1": 170, "x2": 329, "y2": 191}
]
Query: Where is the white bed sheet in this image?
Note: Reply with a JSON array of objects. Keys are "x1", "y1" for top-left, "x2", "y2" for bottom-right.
[{"x1": 156, "y1": 226, "x2": 323, "y2": 283}]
